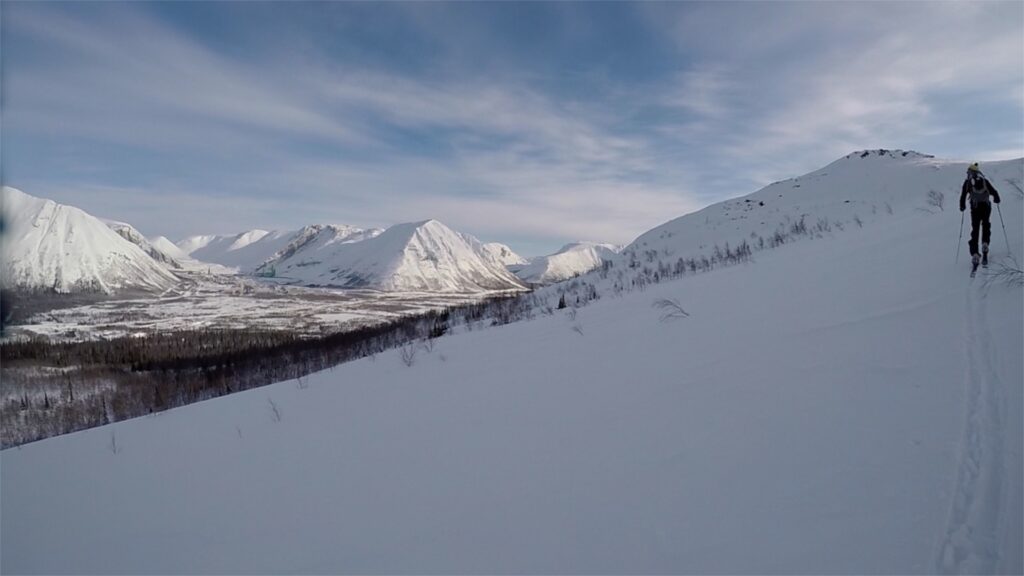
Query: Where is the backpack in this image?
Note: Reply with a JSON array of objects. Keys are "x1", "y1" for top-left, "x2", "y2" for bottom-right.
[{"x1": 968, "y1": 172, "x2": 991, "y2": 206}]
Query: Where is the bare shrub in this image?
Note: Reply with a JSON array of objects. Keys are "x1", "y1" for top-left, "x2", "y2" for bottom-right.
[
  {"x1": 653, "y1": 298, "x2": 690, "y2": 322},
  {"x1": 108, "y1": 430, "x2": 119, "y2": 454},
  {"x1": 927, "y1": 190, "x2": 945, "y2": 211},
  {"x1": 983, "y1": 257, "x2": 1024, "y2": 288},
  {"x1": 267, "y1": 398, "x2": 282, "y2": 423},
  {"x1": 399, "y1": 343, "x2": 418, "y2": 367},
  {"x1": 571, "y1": 324, "x2": 584, "y2": 336}
]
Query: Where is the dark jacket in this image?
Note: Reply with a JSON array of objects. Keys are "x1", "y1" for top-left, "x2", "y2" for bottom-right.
[{"x1": 960, "y1": 175, "x2": 1001, "y2": 211}]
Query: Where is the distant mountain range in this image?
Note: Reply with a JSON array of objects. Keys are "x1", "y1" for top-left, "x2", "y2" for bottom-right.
[
  {"x1": 1, "y1": 187, "x2": 533, "y2": 294},
  {"x1": 7, "y1": 149, "x2": 993, "y2": 297},
  {"x1": 249, "y1": 220, "x2": 526, "y2": 292}
]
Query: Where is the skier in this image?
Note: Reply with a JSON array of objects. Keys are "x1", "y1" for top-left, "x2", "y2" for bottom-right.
[{"x1": 960, "y1": 162, "x2": 1001, "y2": 274}]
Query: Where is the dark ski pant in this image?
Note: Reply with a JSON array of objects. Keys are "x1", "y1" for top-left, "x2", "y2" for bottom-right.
[{"x1": 968, "y1": 201, "x2": 992, "y2": 256}]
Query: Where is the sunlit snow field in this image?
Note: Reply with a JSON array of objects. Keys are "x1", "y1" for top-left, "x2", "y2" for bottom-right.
[{"x1": 4, "y1": 156, "x2": 1022, "y2": 574}]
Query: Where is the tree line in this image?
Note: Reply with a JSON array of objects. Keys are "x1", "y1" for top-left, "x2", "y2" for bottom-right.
[{"x1": 2, "y1": 292, "x2": 547, "y2": 448}]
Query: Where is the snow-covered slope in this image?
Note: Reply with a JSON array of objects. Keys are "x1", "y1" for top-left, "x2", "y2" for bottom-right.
[
  {"x1": 624, "y1": 149, "x2": 959, "y2": 264},
  {"x1": 178, "y1": 229, "x2": 297, "y2": 272},
  {"x1": 174, "y1": 234, "x2": 222, "y2": 256},
  {"x1": 482, "y1": 242, "x2": 528, "y2": 266},
  {"x1": 254, "y1": 224, "x2": 383, "y2": 276},
  {"x1": 3, "y1": 156, "x2": 1020, "y2": 574},
  {"x1": 148, "y1": 235, "x2": 192, "y2": 262},
  {"x1": 2, "y1": 153, "x2": 1021, "y2": 573},
  {"x1": 257, "y1": 219, "x2": 527, "y2": 292},
  {"x1": 515, "y1": 241, "x2": 620, "y2": 284},
  {"x1": 149, "y1": 236, "x2": 235, "y2": 274},
  {"x1": 104, "y1": 220, "x2": 183, "y2": 270},
  {"x1": 1, "y1": 187, "x2": 178, "y2": 294}
]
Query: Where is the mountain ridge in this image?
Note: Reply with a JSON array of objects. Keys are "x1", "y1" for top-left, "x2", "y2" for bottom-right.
[
  {"x1": 259, "y1": 219, "x2": 526, "y2": 292},
  {"x1": 1, "y1": 187, "x2": 178, "y2": 294}
]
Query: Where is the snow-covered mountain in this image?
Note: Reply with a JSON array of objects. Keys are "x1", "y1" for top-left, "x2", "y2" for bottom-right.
[
  {"x1": 177, "y1": 229, "x2": 298, "y2": 272},
  {"x1": 148, "y1": 236, "x2": 235, "y2": 274},
  {"x1": 515, "y1": 241, "x2": 620, "y2": 285},
  {"x1": 148, "y1": 236, "x2": 192, "y2": 262},
  {"x1": 104, "y1": 220, "x2": 183, "y2": 270},
  {"x1": 624, "y1": 149, "x2": 954, "y2": 264},
  {"x1": 255, "y1": 224, "x2": 383, "y2": 275},
  {"x1": 174, "y1": 233, "x2": 222, "y2": 256},
  {"x1": 4, "y1": 151, "x2": 1020, "y2": 574},
  {"x1": 181, "y1": 222, "x2": 525, "y2": 293},
  {"x1": 482, "y1": 242, "x2": 528, "y2": 267},
  {"x1": 257, "y1": 219, "x2": 527, "y2": 292},
  {"x1": 1, "y1": 187, "x2": 179, "y2": 294}
]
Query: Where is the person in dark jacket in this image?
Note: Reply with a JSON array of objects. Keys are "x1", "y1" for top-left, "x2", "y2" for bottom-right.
[{"x1": 960, "y1": 162, "x2": 1001, "y2": 267}]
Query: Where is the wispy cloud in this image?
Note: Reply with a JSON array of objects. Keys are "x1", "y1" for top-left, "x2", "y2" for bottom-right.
[
  {"x1": 3, "y1": 2, "x2": 1021, "y2": 255},
  {"x1": 6, "y1": 5, "x2": 365, "y2": 153},
  {"x1": 637, "y1": 2, "x2": 1023, "y2": 180}
]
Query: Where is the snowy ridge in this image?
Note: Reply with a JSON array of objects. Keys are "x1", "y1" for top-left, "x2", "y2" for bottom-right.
[
  {"x1": 179, "y1": 229, "x2": 298, "y2": 272},
  {"x1": 1, "y1": 187, "x2": 178, "y2": 294},
  {"x1": 148, "y1": 236, "x2": 192, "y2": 262},
  {"x1": 516, "y1": 241, "x2": 620, "y2": 285},
  {"x1": 256, "y1": 224, "x2": 383, "y2": 276},
  {"x1": 149, "y1": 236, "x2": 235, "y2": 274},
  {"x1": 482, "y1": 242, "x2": 528, "y2": 267},
  {"x1": 174, "y1": 234, "x2": 219, "y2": 256},
  {"x1": 259, "y1": 219, "x2": 527, "y2": 292},
  {"x1": 104, "y1": 220, "x2": 183, "y2": 269},
  {"x1": 623, "y1": 149, "x2": 993, "y2": 266}
]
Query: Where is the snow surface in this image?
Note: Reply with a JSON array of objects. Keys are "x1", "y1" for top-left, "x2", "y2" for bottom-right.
[
  {"x1": 104, "y1": 219, "x2": 185, "y2": 270},
  {"x1": 626, "y1": 149, "x2": 957, "y2": 263},
  {"x1": 257, "y1": 219, "x2": 526, "y2": 292},
  {"x1": 482, "y1": 242, "x2": 529, "y2": 266},
  {"x1": 254, "y1": 224, "x2": 383, "y2": 276},
  {"x1": 516, "y1": 241, "x2": 620, "y2": 284},
  {"x1": 1, "y1": 187, "x2": 178, "y2": 294},
  {"x1": 6, "y1": 272, "x2": 517, "y2": 341},
  {"x1": 179, "y1": 229, "x2": 297, "y2": 272},
  {"x1": 2, "y1": 152, "x2": 1022, "y2": 573},
  {"x1": 147, "y1": 235, "x2": 190, "y2": 261}
]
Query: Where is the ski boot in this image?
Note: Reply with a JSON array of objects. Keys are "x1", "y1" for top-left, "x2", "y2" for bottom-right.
[{"x1": 971, "y1": 253, "x2": 980, "y2": 278}]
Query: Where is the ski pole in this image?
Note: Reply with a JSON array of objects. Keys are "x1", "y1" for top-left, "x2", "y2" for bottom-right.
[
  {"x1": 996, "y1": 202, "x2": 1013, "y2": 260},
  {"x1": 956, "y1": 210, "x2": 964, "y2": 264}
]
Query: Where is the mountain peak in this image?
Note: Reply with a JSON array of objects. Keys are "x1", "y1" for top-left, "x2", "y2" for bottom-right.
[
  {"x1": 2, "y1": 187, "x2": 178, "y2": 294},
  {"x1": 555, "y1": 241, "x2": 621, "y2": 255},
  {"x1": 483, "y1": 242, "x2": 528, "y2": 266},
  {"x1": 255, "y1": 218, "x2": 524, "y2": 292},
  {"x1": 842, "y1": 149, "x2": 934, "y2": 161},
  {"x1": 516, "y1": 242, "x2": 619, "y2": 285}
]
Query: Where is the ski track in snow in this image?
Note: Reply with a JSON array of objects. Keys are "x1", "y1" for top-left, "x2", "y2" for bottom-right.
[{"x1": 936, "y1": 283, "x2": 1005, "y2": 574}]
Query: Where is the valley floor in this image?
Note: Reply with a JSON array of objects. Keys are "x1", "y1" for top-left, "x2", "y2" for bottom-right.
[
  {"x1": 5, "y1": 271, "x2": 517, "y2": 340},
  {"x1": 2, "y1": 192, "x2": 1022, "y2": 573}
]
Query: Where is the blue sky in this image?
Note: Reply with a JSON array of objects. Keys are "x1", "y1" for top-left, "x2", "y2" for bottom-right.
[{"x1": 3, "y1": 1, "x2": 1022, "y2": 256}]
